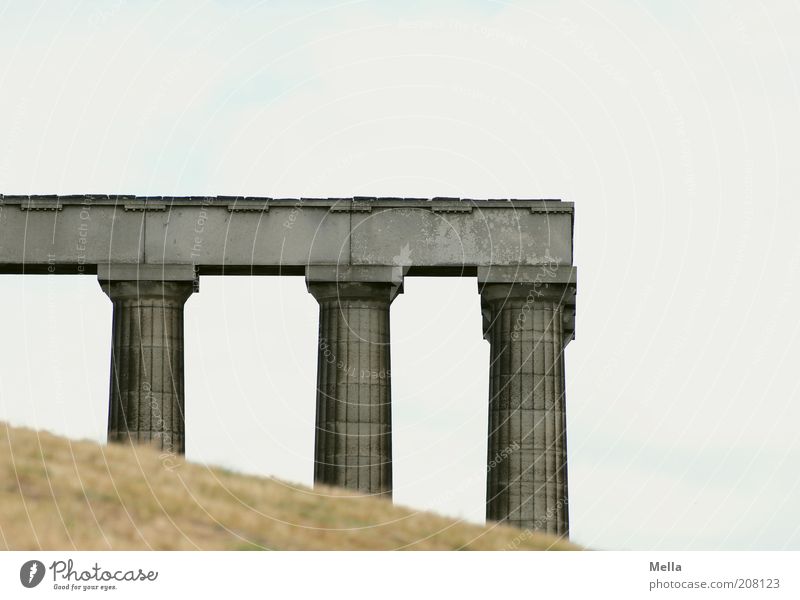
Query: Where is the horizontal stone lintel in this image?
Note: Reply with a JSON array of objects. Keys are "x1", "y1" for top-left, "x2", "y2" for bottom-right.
[
  {"x1": 1, "y1": 194, "x2": 571, "y2": 211},
  {"x1": 0, "y1": 195, "x2": 575, "y2": 275}
]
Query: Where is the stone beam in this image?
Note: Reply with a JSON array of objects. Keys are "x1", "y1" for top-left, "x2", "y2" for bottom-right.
[{"x1": 0, "y1": 196, "x2": 573, "y2": 273}]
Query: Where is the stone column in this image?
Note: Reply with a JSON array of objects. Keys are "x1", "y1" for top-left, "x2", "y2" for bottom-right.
[
  {"x1": 306, "y1": 266, "x2": 403, "y2": 498},
  {"x1": 99, "y1": 265, "x2": 197, "y2": 455},
  {"x1": 479, "y1": 266, "x2": 576, "y2": 538}
]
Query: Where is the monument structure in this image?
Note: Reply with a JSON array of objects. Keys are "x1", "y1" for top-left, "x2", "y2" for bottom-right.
[{"x1": 0, "y1": 194, "x2": 576, "y2": 537}]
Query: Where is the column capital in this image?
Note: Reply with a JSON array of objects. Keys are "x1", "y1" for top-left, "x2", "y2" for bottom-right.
[
  {"x1": 478, "y1": 268, "x2": 576, "y2": 344},
  {"x1": 306, "y1": 265, "x2": 404, "y2": 302},
  {"x1": 98, "y1": 263, "x2": 197, "y2": 282},
  {"x1": 477, "y1": 264, "x2": 575, "y2": 289},
  {"x1": 98, "y1": 264, "x2": 198, "y2": 302},
  {"x1": 479, "y1": 281, "x2": 576, "y2": 305}
]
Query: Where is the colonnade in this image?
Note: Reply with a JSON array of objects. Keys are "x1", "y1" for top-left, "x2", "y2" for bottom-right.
[{"x1": 99, "y1": 263, "x2": 574, "y2": 538}]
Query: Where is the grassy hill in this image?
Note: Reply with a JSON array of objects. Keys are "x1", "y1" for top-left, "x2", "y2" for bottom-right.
[{"x1": 0, "y1": 423, "x2": 577, "y2": 550}]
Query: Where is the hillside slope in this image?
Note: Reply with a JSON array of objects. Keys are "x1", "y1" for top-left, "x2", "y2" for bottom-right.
[{"x1": 0, "y1": 424, "x2": 576, "y2": 550}]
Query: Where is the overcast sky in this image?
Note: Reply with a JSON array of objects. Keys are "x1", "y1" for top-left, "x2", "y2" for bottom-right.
[{"x1": 1, "y1": 0, "x2": 799, "y2": 550}]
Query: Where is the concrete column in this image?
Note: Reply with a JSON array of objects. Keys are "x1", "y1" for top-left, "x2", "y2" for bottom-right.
[
  {"x1": 479, "y1": 267, "x2": 576, "y2": 538},
  {"x1": 306, "y1": 266, "x2": 403, "y2": 498},
  {"x1": 99, "y1": 265, "x2": 196, "y2": 455}
]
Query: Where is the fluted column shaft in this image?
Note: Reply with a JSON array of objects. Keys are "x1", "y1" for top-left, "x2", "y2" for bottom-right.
[
  {"x1": 101, "y1": 280, "x2": 194, "y2": 455},
  {"x1": 482, "y1": 283, "x2": 570, "y2": 537},
  {"x1": 308, "y1": 281, "x2": 396, "y2": 497}
]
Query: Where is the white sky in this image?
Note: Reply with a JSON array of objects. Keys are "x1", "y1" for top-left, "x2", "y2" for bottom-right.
[{"x1": 1, "y1": 0, "x2": 799, "y2": 550}]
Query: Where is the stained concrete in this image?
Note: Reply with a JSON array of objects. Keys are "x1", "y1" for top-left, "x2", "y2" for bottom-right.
[
  {"x1": 0, "y1": 196, "x2": 573, "y2": 272},
  {"x1": 480, "y1": 282, "x2": 571, "y2": 537},
  {"x1": 307, "y1": 267, "x2": 402, "y2": 497},
  {"x1": 100, "y1": 274, "x2": 195, "y2": 455}
]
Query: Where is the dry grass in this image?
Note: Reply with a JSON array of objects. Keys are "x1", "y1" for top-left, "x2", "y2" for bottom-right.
[{"x1": 0, "y1": 423, "x2": 578, "y2": 550}]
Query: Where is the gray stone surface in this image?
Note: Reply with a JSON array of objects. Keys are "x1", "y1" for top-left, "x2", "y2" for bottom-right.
[
  {"x1": 480, "y1": 282, "x2": 571, "y2": 537},
  {"x1": 0, "y1": 196, "x2": 572, "y2": 272},
  {"x1": 307, "y1": 276, "x2": 399, "y2": 497},
  {"x1": 350, "y1": 205, "x2": 572, "y2": 267},
  {"x1": 100, "y1": 279, "x2": 195, "y2": 454}
]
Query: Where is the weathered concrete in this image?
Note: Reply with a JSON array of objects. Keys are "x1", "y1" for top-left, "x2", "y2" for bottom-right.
[
  {"x1": 307, "y1": 266, "x2": 402, "y2": 497},
  {"x1": 479, "y1": 267, "x2": 575, "y2": 537},
  {"x1": 0, "y1": 196, "x2": 572, "y2": 272},
  {"x1": 99, "y1": 265, "x2": 196, "y2": 454}
]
